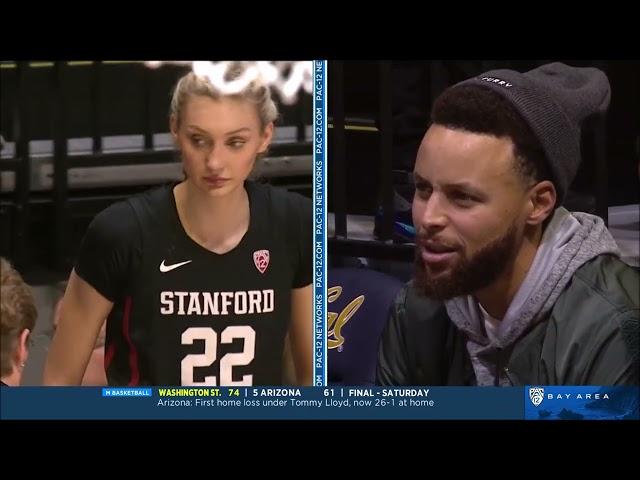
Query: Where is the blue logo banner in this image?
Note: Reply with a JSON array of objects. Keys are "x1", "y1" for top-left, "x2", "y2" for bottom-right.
[
  {"x1": 102, "y1": 387, "x2": 152, "y2": 397},
  {"x1": 524, "y1": 386, "x2": 639, "y2": 420}
]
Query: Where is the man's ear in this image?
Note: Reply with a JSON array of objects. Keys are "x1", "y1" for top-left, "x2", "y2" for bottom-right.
[{"x1": 526, "y1": 180, "x2": 556, "y2": 226}]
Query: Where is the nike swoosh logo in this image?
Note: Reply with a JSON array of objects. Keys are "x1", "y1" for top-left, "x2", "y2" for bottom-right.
[{"x1": 159, "y1": 259, "x2": 192, "y2": 273}]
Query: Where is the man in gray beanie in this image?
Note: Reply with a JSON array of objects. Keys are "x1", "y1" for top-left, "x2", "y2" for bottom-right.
[{"x1": 377, "y1": 62, "x2": 639, "y2": 386}]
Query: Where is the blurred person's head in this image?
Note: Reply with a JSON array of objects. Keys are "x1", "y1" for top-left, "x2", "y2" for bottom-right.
[{"x1": 1, "y1": 257, "x2": 37, "y2": 386}]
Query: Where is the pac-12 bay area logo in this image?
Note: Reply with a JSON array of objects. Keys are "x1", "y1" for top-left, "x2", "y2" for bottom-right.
[
  {"x1": 529, "y1": 387, "x2": 544, "y2": 407},
  {"x1": 253, "y1": 250, "x2": 270, "y2": 274}
]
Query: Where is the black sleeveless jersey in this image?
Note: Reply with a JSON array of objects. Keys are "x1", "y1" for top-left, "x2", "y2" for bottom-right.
[{"x1": 74, "y1": 181, "x2": 312, "y2": 386}]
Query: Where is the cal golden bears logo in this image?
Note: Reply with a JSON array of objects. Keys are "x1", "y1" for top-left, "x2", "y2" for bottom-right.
[{"x1": 327, "y1": 286, "x2": 364, "y2": 351}]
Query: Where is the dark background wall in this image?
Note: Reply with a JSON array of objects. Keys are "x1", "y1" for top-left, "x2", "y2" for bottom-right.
[{"x1": 330, "y1": 60, "x2": 639, "y2": 215}]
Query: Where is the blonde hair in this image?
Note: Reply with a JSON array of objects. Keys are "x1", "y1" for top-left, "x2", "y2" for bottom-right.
[
  {"x1": 1, "y1": 257, "x2": 37, "y2": 376},
  {"x1": 170, "y1": 62, "x2": 279, "y2": 130}
]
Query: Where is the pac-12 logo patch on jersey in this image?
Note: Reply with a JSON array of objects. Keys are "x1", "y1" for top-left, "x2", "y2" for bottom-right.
[{"x1": 253, "y1": 250, "x2": 270, "y2": 274}]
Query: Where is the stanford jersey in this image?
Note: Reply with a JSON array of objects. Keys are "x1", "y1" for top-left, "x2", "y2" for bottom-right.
[{"x1": 75, "y1": 181, "x2": 312, "y2": 386}]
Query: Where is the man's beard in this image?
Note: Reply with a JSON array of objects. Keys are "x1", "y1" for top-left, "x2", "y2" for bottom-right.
[{"x1": 414, "y1": 222, "x2": 520, "y2": 300}]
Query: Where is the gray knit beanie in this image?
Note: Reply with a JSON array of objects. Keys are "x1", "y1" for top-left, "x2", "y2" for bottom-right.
[{"x1": 457, "y1": 62, "x2": 611, "y2": 203}]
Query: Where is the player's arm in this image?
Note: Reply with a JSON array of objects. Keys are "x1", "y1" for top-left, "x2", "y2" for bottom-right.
[
  {"x1": 82, "y1": 322, "x2": 108, "y2": 386},
  {"x1": 289, "y1": 284, "x2": 313, "y2": 385},
  {"x1": 44, "y1": 199, "x2": 139, "y2": 386},
  {"x1": 82, "y1": 346, "x2": 108, "y2": 386},
  {"x1": 43, "y1": 270, "x2": 114, "y2": 385}
]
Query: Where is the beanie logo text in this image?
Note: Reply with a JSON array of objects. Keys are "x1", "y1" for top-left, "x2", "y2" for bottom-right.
[{"x1": 480, "y1": 76, "x2": 513, "y2": 88}]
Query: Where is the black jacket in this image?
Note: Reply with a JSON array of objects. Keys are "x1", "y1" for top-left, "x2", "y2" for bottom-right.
[{"x1": 377, "y1": 255, "x2": 639, "y2": 386}]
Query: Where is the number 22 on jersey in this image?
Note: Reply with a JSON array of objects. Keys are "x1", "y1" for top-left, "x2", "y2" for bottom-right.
[{"x1": 181, "y1": 326, "x2": 256, "y2": 386}]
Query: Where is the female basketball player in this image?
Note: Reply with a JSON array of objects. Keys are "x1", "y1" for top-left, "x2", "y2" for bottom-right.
[{"x1": 44, "y1": 64, "x2": 313, "y2": 386}]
